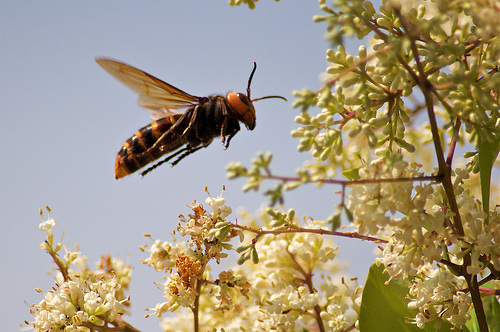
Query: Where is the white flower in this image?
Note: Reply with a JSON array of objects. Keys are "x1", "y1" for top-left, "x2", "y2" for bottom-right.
[
  {"x1": 84, "y1": 291, "x2": 102, "y2": 313},
  {"x1": 39, "y1": 209, "x2": 57, "y2": 245},
  {"x1": 205, "y1": 188, "x2": 233, "y2": 219},
  {"x1": 144, "y1": 239, "x2": 178, "y2": 272}
]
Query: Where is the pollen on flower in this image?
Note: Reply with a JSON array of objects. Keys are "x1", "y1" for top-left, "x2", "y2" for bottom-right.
[{"x1": 177, "y1": 200, "x2": 216, "y2": 245}]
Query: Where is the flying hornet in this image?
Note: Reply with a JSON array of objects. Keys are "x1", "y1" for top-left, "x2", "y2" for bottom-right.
[{"x1": 96, "y1": 58, "x2": 286, "y2": 179}]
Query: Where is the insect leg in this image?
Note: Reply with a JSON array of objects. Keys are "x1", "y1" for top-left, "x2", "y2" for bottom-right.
[
  {"x1": 140, "y1": 145, "x2": 207, "y2": 177},
  {"x1": 140, "y1": 146, "x2": 191, "y2": 177},
  {"x1": 223, "y1": 127, "x2": 239, "y2": 149},
  {"x1": 217, "y1": 99, "x2": 239, "y2": 148},
  {"x1": 148, "y1": 109, "x2": 193, "y2": 152},
  {"x1": 171, "y1": 145, "x2": 206, "y2": 166},
  {"x1": 183, "y1": 104, "x2": 203, "y2": 139},
  {"x1": 219, "y1": 100, "x2": 229, "y2": 145}
]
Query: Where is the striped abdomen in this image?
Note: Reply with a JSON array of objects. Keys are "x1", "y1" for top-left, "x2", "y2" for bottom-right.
[{"x1": 115, "y1": 114, "x2": 185, "y2": 179}]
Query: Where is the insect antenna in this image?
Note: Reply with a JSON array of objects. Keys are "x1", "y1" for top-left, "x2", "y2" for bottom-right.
[
  {"x1": 252, "y1": 95, "x2": 287, "y2": 102},
  {"x1": 247, "y1": 62, "x2": 287, "y2": 103},
  {"x1": 246, "y1": 62, "x2": 257, "y2": 100}
]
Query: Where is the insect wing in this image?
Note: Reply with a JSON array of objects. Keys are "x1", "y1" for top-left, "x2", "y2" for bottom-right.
[
  {"x1": 148, "y1": 108, "x2": 178, "y2": 121},
  {"x1": 95, "y1": 58, "x2": 200, "y2": 111}
]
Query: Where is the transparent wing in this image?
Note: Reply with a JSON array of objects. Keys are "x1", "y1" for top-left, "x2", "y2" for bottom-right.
[
  {"x1": 149, "y1": 108, "x2": 177, "y2": 121},
  {"x1": 96, "y1": 57, "x2": 200, "y2": 111}
]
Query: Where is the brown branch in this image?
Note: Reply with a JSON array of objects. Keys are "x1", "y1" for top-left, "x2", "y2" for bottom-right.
[
  {"x1": 229, "y1": 222, "x2": 388, "y2": 244},
  {"x1": 260, "y1": 174, "x2": 441, "y2": 186},
  {"x1": 446, "y1": 118, "x2": 461, "y2": 167},
  {"x1": 286, "y1": 249, "x2": 326, "y2": 332},
  {"x1": 393, "y1": 8, "x2": 488, "y2": 331}
]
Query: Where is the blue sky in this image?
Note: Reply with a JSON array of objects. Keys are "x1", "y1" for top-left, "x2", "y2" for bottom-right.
[{"x1": 1, "y1": 2, "x2": 377, "y2": 330}]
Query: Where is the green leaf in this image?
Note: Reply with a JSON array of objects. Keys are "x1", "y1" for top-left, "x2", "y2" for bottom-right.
[
  {"x1": 485, "y1": 289, "x2": 500, "y2": 332},
  {"x1": 342, "y1": 167, "x2": 360, "y2": 180},
  {"x1": 466, "y1": 281, "x2": 500, "y2": 332},
  {"x1": 359, "y1": 263, "x2": 459, "y2": 332},
  {"x1": 478, "y1": 135, "x2": 500, "y2": 225}
]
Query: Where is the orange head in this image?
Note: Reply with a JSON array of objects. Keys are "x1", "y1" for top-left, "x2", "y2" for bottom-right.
[{"x1": 226, "y1": 62, "x2": 286, "y2": 131}]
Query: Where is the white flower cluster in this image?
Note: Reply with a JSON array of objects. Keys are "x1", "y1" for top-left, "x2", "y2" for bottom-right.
[
  {"x1": 407, "y1": 268, "x2": 471, "y2": 328},
  {"x1": 28, "y1": 208, "x2": 131, "y2": 331},
  {"x1": 143, "y1": 192, "x2": 245, "y2": 319},
  {"x1": 143, "y1": 235, "x2": 205, "y2": 316},
  {"x1": 151, "y1": 195, "x2": 361, "y2": 331},
  {"x1": 348, "y1": 158, "x2": 425, "y2": 236},
  {"x1": 246, "y1": 231, "x2": 360, "y2": 331},
  {"x1": 349, "y1": 159, "x2": 499, "y2": 327},
  {"x1": 141, "y1": 238, "x2": 186, "y2": 273},
  {"x1": 30, "y1": 278, "x2": 126, "y2": 331},
  {"x1": 158, "y1": 268, "x2": 255, "y2": 332}
]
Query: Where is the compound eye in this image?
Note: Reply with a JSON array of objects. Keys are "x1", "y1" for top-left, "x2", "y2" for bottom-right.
[{"x1": 227, "y1": 92, "x2": 256, "y2": 130}]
